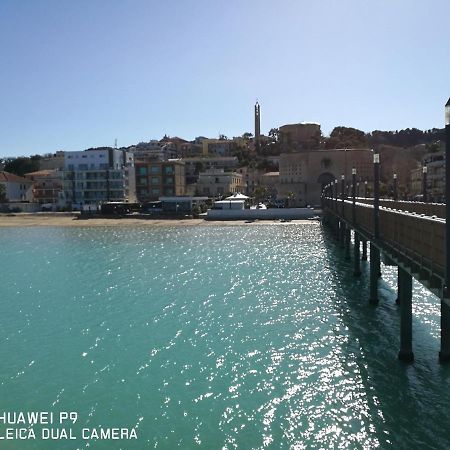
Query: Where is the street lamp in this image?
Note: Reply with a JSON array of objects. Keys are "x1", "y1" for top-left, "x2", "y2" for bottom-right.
[
  {"x1": 422, "y1": 165, "x2": 428, "y2": 203},
  {"x1": 393, "y1": 173, "x2": 398, "y2": 201},
  {"x1": 365, "y1": 180, "x2": 368, "y2": 198},
  {"x1": 352, "y1": 168, "x2": 356, "y2": 222},
  {"x1": 374, "y1": 153, "x2": 380, "y2": 239}
]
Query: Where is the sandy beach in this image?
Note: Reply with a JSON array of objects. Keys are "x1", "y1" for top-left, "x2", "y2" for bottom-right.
[{"x1": 0, "y1": 213, "x2": 320, "y2": 228}]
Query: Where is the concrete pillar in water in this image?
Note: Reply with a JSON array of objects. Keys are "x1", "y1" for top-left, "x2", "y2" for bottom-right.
[
  {"x1": 362, "y1": 240, "x2": 368, "y2": 261},
  {"x1": 369, "y1": 242, "x2": 380, "y2": 305},
  {"x1": 340, "y1": 221, "x2": 346, "y2": 248},
  {"x1": 353, "y1": 232, "x2": 361, "y2": 276},
  {"x1": 439, "y1": 295, "x2": 450, "y2": 363},
  {"x1": 396, "y1": 266, "x2": 401, "y2": 305},
  {"x1": 398, "y1": 267, "x2": 414, "y2": 362},
  {"x1": 345, "y1": 228, "x2": 351, "y2": 260}
]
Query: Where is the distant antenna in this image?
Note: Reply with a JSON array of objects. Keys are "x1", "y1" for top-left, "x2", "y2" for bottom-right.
[{"x1": 114, "y1": 139, "x2": 118, "y2": 149}]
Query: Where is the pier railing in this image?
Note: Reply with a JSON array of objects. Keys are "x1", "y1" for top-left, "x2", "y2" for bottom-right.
[
  {"x1": 324, "y1": 197, "x2": 445, "y2": 280},
  {"x1": 354, "y1": 198, "x2": 445, "y2": 218}
]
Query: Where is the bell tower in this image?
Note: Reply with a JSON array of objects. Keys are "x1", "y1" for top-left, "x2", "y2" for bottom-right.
[{"x1": 254, "y1": 101, "x2": 261, "y2": 153}]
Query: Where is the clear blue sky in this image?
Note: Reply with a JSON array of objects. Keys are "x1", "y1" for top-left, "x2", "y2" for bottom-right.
[{"x1": 1, "y1": 0, "x2": 449, "y2": 157}]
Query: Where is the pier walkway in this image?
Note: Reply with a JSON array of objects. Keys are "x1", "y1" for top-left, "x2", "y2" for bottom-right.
[{"x1": 322, "y1": 196, "x2": 450, "y2": 362}]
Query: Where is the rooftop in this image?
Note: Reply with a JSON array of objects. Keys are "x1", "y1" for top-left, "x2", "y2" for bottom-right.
[{"x1": 0, "y1": 171, "x2": 33, "y2": 183}]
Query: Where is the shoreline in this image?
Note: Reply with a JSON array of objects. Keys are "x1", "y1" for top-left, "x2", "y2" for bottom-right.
[{"x1": 0, "y1": 213, "x2": 320, "y2": 228}]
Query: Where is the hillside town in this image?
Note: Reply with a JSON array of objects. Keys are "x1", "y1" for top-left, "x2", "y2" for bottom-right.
[{"x1": 0, "y1": 103, "x2": 446, "y2": 215}]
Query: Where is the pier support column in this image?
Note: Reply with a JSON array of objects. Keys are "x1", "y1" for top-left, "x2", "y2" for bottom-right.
[
  {"x1": 439, "y1": 295, "x2": 450, "y2": 362},
  {"x1": 396, "y1": 266, "x2": 401, "y2": 305},
  {"x1": 369, "y1": 243, "x2": 380, "y2": 305},
  {"x1": 398, "y1": 267, "x2": 414, "y2": 362},
  {"x1": 340, "y1": 221, "x2": 346, "y2": 248},
  {"x1": 362, "y1": 240, "x2": 368, "y2": 261},
  {"x1": 353, "y1": 232, "x2": 361, "y2": 276},
  {"x1": 345, "y1": 228, "x2": 351, "y2": 260}
]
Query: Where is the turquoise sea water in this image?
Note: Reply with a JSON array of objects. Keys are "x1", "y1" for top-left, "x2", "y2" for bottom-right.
[{"x1": 1, "y1": 223, "x2": 450, "y2": 449}]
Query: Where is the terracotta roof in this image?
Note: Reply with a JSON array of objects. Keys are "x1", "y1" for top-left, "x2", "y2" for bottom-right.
[
  {"x1": 24, "y1": 170, "x2": 58, "y2": 177},
  {"x1": 0, "y1": 171, "x2": 33, "y2": 184}
]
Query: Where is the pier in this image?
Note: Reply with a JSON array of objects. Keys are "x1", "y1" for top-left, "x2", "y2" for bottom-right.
[{"x1": 322, "y1": 192, "x2": 449, "y2": 363}]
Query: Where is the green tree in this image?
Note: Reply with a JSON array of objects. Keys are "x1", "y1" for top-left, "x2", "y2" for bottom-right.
[
  {"x1": 4, "y1": 155, "x2": 41, "y2": 176},
  {"x1": 325, "y1": 127, "x2": 368, "y2": 149}
]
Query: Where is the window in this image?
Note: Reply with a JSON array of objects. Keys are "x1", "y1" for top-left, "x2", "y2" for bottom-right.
[
  {"x1": 165, "y1": 177, "x2": 174, "y2": 185},
  {"x1": 152, "y1": 188, "x2": 160, "y2": 195},
  {"x1": 164, "y1": 166, "x2": 173, "y2": 174},
  {"x1": 139, "y1": 177, "x2": 147, "y2": 186},
  {"x1": 139, "y1": 167, "x2": 147, "y2": 176},
  {"x1": 150, "y1": 166, "x2": 159, "y2": 174},
  {"x1": 151, "y1": 177, "x2": 159, "y2": 185}
]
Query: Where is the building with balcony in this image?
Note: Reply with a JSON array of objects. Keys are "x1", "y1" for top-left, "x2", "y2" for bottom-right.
[
  {"x1": 423, "y1": 150, "x2": 445, "y2": 202},
  {"x1": 24, "y1": 169, "x2": 63, "y2": 205},
  {"x1": 135, "y1": 160, "x2": 185, "y2": 201},
  {"x1": 63, "y1": 149, "x2": 136, "y2": 209}
]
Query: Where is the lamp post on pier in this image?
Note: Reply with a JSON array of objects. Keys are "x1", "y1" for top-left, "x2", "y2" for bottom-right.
[
  {"x1": 374, "y1": 153, "x2": 380, "y2": 240},
  {"x1": 422, "y1": 165, "x2": 428, "y2": 203},
  {"x1": 369, "y1": 152, "x2": 381, "y2": 305},
  {"x1": 352, "y1": 167, "x2": 356, "y2": 219},
  {"x1": 393, "y1": 173, "x2": 398, "y2": 201},
  {"x1": 365, "y1": 180, "x2": 368, "y2": 198}
]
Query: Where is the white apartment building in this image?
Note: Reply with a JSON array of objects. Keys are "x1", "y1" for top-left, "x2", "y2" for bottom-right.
[{"x1": 63, "y1": 149, "x2": 136, "y2": 209}]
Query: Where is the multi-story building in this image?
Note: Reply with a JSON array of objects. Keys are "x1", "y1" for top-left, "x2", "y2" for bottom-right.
[
  {"x1": 202, "y1": 139, "x2": 237, "y2": 157},
  {"x1": 423, "y1": 150, "x2": 445, "y2": 202},
  {"x1": 179, "y1": 142, "x2": 203, "y2": 158},
  {"x1": 135, "y1": 160, "x2": 185, "y2": 201},
  {"x1": 182, "y1": 156, "x2": 239, "y2": 185},
  {"x1": 128, "y1": 141, "x2": 178, "y2": 162},
  {"x1": 196, "y1": 169, "x2": 245, "y2": 197},
  {"x1": 410, "y1": 165, "x2": 423, "y2": 198},
  {"x1": 24, "y1": 169, "x2": 63, "y2": 205},
  {"x1": 0, "y1": 171, "x2": 33, "y2": 202},
  {"x1": 277, "y1": 148, "x2": 373, "y2": 206},
  {"x1": 63, "y1": 149, "x2": 136, "y2": 209}
]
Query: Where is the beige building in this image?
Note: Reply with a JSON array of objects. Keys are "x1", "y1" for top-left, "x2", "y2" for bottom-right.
[
  {"x1": 25, "y1": 169, "x2": 63, "y2": 204},
  {"x1": 201, "y1": 139, "x2": 237, "y2": 157},
  {"x1": 423, "y1": 150, "x2": 445, "y2": 202},
  {"x1": 196, "y1": 169, "x2": 245, "y2": 197},
  {"x1": 277, "y1": 148, "x2": 373, "y2": 206},
  {"x1": 39, "y1": 151, "x2": 65, "y2": 171},
  {"x1": 409, "y1": 165, "x2": 423, "y2": 198}
]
